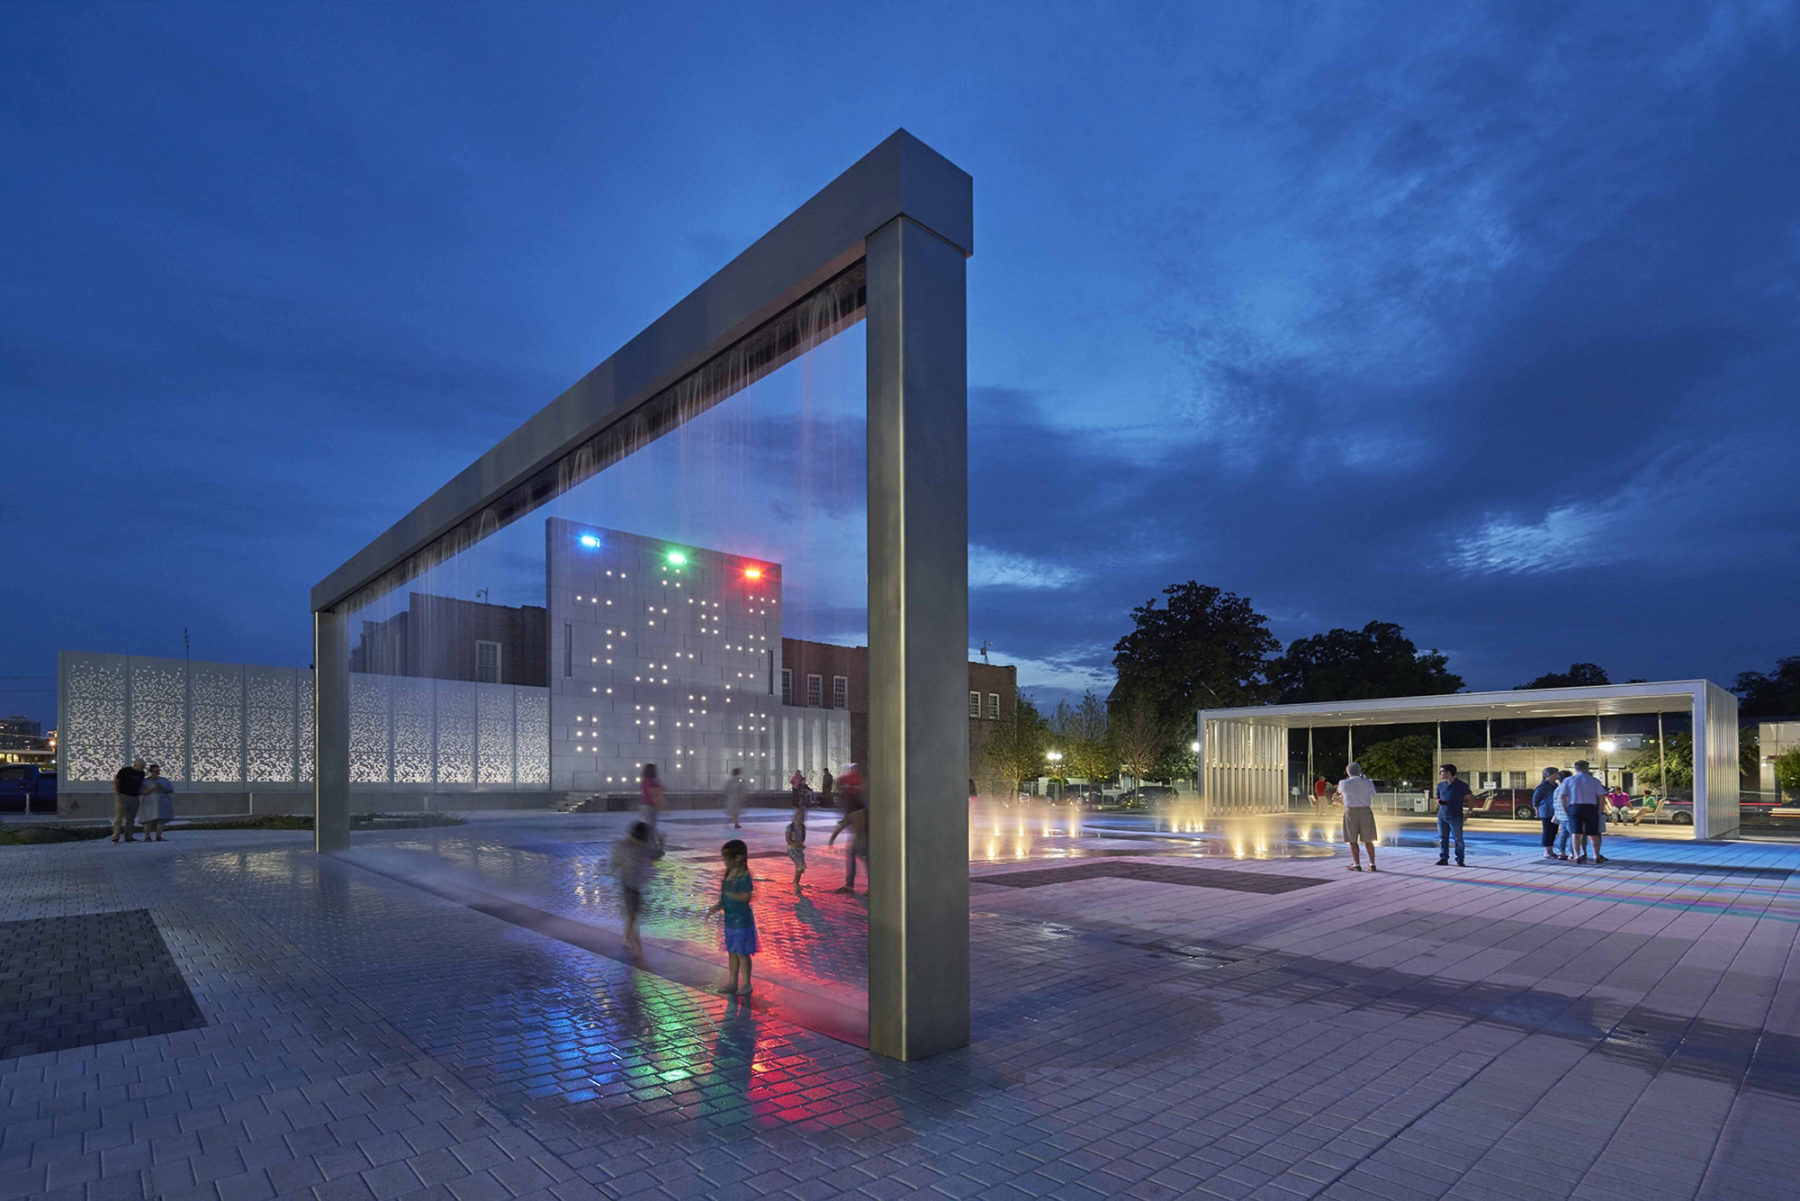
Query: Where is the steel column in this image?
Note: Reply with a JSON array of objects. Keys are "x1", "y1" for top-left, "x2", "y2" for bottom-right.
[
  {"x1": 314, "y1": 608, "x2": 350, "y2": 852},
  {"x1": 865, "y1": 214, "x2": 969, "y2": 1061}
]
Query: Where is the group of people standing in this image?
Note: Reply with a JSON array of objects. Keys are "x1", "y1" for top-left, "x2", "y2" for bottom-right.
[
  {"x1": 110, "y1": 757, "x2": 175, "y2": 843},
  {"x1": 1333, "y1": 758, "x2": 1620, "y2": 870},
  {"x1": 1531, "y1": 761, "x2": 1612, "y2": 864},
  {"x1": 609, "y1": 760, "x2": 869, "y2": 998}
]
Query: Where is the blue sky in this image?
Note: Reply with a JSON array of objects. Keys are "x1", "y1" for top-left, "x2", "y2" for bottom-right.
[{"x1": 4, "y1": 1, "x2": 1798, "y2": 723}]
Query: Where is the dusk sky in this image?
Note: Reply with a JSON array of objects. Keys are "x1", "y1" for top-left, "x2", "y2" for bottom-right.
[{"x1": 5, "y1": 2, "x2": 1798, "y2": 724}]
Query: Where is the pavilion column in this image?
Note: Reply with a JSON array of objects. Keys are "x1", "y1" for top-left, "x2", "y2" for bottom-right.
[
  {"x1": 314, "y1": 608, "x2": 350, "y2": 852},
  {"x1": 865, "y1": 213, "x2": 970, "y2": 1061}
]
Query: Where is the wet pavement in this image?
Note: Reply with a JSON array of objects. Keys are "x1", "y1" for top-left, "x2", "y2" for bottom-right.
[{"x1": 2, "y1": 804, "x2": 1798, "y2": 1200}]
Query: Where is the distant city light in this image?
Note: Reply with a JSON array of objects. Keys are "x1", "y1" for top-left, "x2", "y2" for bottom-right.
[{"x1": 578, "y1": 533, "x2": 601, "y2": 548}]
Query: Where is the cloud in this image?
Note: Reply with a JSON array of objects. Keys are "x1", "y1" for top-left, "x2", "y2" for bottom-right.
[{"x1": 969, "y1": 546, "x2": 1080, "y2": 590}]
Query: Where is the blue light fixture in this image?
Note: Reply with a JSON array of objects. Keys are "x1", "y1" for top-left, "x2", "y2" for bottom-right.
[{"x1": 578, "y1": 533, "x2": 602, "y2": 549}]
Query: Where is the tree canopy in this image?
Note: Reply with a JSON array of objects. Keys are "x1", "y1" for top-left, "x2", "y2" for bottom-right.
[
  {"x1": 1353, "y1": 735, "x2": 1435, "y2": 785},
  {"x1": 1052, "y1": 691, "x2": 1116, "y2": 787},
  {"x1": 1267, "y1": 621, "x2": 1462, "y2": 704},
  {"x1": 979, "y1": 694, "x2": 1048, "y2": 793},
  {"x1": 1735, "y1": 656, "x2": 1800, "y2": 718},
  {"x1": 1516, "y1": 662, "x2": 1611, "y2": 689},
  {"x1": 1111, "y1": 582, "x2": 1278, "y2": 718}
]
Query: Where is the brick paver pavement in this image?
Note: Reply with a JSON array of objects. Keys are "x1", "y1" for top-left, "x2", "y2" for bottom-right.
[{"x1": 2, "y1": 806, "x2": 1796, "y2": 1200}]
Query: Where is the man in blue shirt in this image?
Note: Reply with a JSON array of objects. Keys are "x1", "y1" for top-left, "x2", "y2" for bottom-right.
[
  {"x1": 1435, "y1": 763, "x2": 1471, "y2": 866},
  {"x1": 1553, "y1": 759, "x2": 1610, "y2": 864}
]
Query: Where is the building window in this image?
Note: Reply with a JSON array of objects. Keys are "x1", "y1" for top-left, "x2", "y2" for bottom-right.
[
  {"x1": 1508, "y1": 771, "x2": 1528, "y2": 788},
  {"x1": 476, "y1": 640, "x2": 501, "y2": 684},
  {"x1": 833, "y1": 676, "x2": 848, "y2": 710},
  {"x1": 781, "y1": 669, "x2": 793, "y2": 705},
  {"x1": 806, "y1": 674, "x2": 822, "y2": 708},
  {"x1": 988, "y1": 692, "x2": 1000, "y2": 720},
  {"x1": 969, "y1": 691, "x2": 980, "y2": 718},
  {"x1": 563, "y1": 624, "x2": 573, "y2": 678}
]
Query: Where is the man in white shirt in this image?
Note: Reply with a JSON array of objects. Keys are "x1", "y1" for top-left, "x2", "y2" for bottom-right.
[
  {"x1": 1336, "y1": 762, "x2": 1380, "y2": 872},
  {"x1": 1554, "y1": 759, "x2": 1610, "y2": 864}
]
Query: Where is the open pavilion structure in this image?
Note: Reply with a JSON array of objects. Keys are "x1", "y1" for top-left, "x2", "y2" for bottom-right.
[
  {"x1": 310, "y1": 131, "x2": 973, "y2": 1061},
  {"x1": 1198, "y1": 680, "x2": 1741, "y2": 839}
]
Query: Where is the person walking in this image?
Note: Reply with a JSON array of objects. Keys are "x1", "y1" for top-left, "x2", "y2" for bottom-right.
[
  {"x1": 140, "y1": 763, "x2": 175, "y2": 841},
  {"x1": 111, "y1": 758, "x2": 146, "y2": 843},
  {"x1": 722, "y1": 767, "x2": 747, "y2": 829},
  {"x1": 1434, "y1": 764, "x2": 1471, "y2": 866},
  {"x1": 1531, "y1": 766, "x2": 1560, "y2": 860},
  {"x1": 610, "y1": 820, "x2": 663, "y2": 957},
  {"x1": 705, "y1": 839, "x2": 758, "y2": 996},
  {"x1": 1556, "y1": 760, "x2": 1609, "y2": 864},
  {"x1": 1312, "y1": 776, "x2": 1329, "y2": 812},
  {"x1": 829, "y1": 762, "x2": 868, "y2": 893},
  {"x1": 1336, "y1": 762, "x2": 1379, "y2": 872},
  {"x1": 819, "y1": 766, "x2": 834, "y2": 810},
  {"x1": 638, "y1": 763, "x2": 664, "y2": 829}
]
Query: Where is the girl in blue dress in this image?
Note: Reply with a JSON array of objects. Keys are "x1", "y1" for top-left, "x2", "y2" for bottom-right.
[{"x1": 706, "y1": 839, "x2": 757, "y2": 996}]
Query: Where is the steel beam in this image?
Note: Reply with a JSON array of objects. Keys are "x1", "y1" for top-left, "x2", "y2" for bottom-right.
[
  {"x1": 865, "y1": 215, "x2": 970, "y2": 1061},
  {"x1": 314, "y1": 608, "x2": 350, "y2": 852}
]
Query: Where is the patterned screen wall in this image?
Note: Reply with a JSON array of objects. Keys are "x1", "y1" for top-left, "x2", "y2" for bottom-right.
[{"x1": 57, "y1": 652, "x2": 548, "y2": 791}]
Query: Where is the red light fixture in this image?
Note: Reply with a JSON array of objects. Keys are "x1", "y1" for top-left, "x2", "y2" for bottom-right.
[{"x1": 744, "y1": 566, "x2": 762, "y2": 580}]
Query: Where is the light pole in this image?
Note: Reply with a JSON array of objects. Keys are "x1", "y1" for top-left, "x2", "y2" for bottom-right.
[
  {"x1": 1045, "y1": 750, "x2": 1064, "y2": 802},
  {"x1": 1598, "y1": 738, "x2": 1617, "y2": 789}
]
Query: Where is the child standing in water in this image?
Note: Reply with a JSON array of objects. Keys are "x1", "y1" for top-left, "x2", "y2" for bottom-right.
[
  {"x1": 705, "y1": 839, "x2": 757, "y2": 996},
  {"x1": 785, "y1": 804, "x2": 807, "y2": 891},
  {"x1": 610, "y1": 820, "x2": 662, "y2": 956}
]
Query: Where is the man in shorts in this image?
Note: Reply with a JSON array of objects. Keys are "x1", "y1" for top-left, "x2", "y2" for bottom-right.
[
  {"x1": 1336, "y1": 762, "x2": 1379, "y2": 872},
  {"x1": 1555, "y1": 759, "x2": 1610, "y2": 864}
]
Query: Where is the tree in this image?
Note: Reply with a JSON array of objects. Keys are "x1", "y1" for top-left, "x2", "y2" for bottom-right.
[
  {"x1": 1775, "y1": 747, "x2": 1800, "y2": 798},
  {"x1": 1516, "y1": 663, "x2": 1610, "y2": 690},
  {"x1": 1111, "y1": 695, "x2": 1169, "y2": 788},
  {"x1": 1354, "y1": 735, "x2": 1434, "y2": 786},
  {"x1": 1267, "y1": 621, "x2": 1463, "y2": 703},
  {"x1": 979, "y1": 694, "x2": 1048, "y2": 794},
  {"x1": 1735, "y1": 656, "x2": 1800, "y2": 718},
  {"x1": 1111, "y1": 581, "x2": 1278, "y2": 750},
  {"x1": 1054, "y1": 691, "x2": 1116, "y2": 789},
  {"x1": 1628, "y1": 734, "x2": 1693, "y2": 791}
]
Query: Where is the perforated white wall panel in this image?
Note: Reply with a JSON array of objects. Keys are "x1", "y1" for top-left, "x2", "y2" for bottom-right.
[
  {"x1": 130, "y1": 659, "x2": 187, "y2": 780},
  {"x1": 189, "y1": 663, "x2": 243, "y2": 782},
  {"x1": 391, "y1": 678, "x2": 434, "y2": 783},
  {"x1": 349, "y1": 673, "x2": 391, "y2": 783},
  {"x1": 434, "y1": 681, "x2": 476, "y2": 784},
  {"x1": 515, "y1": 690, "x2": 549, "y2": 784},
  {"x1": 59, "y1": 654, "x2": 126, "y2": 782},
  {"x1": 477, "y1": 684, "x2": 515, "y2": 783},
  {"x1": 246, "y1": 667, "x2": 298, "y2": 783}
]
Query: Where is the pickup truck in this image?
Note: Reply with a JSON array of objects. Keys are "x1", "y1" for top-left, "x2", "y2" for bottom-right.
[{"x1": 0, "y1": 764, "x2": 58, "y2": 814}]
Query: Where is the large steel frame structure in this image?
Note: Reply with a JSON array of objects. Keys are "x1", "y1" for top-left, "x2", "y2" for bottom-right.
[
  {"x1": 1197, "y1": 680, "x2": 1741, "y2": 839},
  {"x1": 310, "y1": 131, "x2": 973, "y2": 1060}
]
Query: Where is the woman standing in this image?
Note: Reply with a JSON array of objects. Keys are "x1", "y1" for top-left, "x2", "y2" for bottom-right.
[
  {"x1": 1531, "y1": 767, "x2": 1560, "y2": 861},
  {"x1": 141, "y1": 763, "x2": 175, "y2": 841}
]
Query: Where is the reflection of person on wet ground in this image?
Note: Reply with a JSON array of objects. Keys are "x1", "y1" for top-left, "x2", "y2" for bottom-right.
[
  {"x1": 723, "y1": 767, "x2": 747, "y2": 829},
  {"x1": 611, "y1": 820, "x2": 663, "y2": 957},
  {"x1": 639, "y1": 762, "x2": 664, "y2": 828},
  {"x1": 829, "y1": 763, "x2": 868, "y2": 893},
  {"x1": 1336, "y1": 762, "x2": 1379, "y2": 872},
  {"x1": 706, "y1": 839, "x2": 758, "y2": 996},
  {"x1": 785, "y1": 804, "x2": 807, "y2": 891}
]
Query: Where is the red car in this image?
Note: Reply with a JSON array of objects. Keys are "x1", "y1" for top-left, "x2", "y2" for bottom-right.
[{"x1": 1464, "y1": 788, "x2": 1539, "y2": 820}]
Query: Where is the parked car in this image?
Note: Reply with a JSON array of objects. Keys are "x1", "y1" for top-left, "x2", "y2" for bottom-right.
[
  {"x1": 0, "y1": 765, "x2": 57, "y2": 814},
  {"x1": 1118, "y1": 784, "x2": 1180, "y2": 805},
  {"x1": 1464, "y1": 788, "x2": 1538, "y2": 820}
]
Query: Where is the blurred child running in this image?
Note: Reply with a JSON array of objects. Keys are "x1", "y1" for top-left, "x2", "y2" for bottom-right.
[
  {"x1": 785, "y1": 804, "x2": 808, "y2": 891},
  {"x1": 706, "y1": 839, "x2": 758, "y2": 996},
  {"x1": 610, "y1": 820, "x2": 663, "y2": 956}
]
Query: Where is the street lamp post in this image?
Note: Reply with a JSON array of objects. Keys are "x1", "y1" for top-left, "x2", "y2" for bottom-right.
[
  {"x1": 1598, "y1": 738, "x2": 1618, "y2": 789},
  {"x1": 1045, "y1": 750, "x2": 1064, "y2": 802}
]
